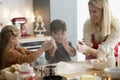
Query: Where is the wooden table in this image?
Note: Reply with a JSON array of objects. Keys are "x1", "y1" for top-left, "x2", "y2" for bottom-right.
[
  {"x1": 56, "y1": 61, "x2": 111, "y2": 80},
  {"x1": 0, "y1": 60, "x2": 119, "y2": 80}
]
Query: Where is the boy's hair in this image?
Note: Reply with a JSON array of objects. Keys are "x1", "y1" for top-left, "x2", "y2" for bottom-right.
[{"x1": 50, "y1": 19, "x2": 66, "y2": 33}]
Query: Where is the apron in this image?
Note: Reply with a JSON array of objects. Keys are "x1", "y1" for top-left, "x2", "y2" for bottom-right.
[
  {"x1": 86, "y1": 34, "x2": 108, "y2": 60},
  {"x1": 114, "y1": 42, "x2": 120, "y2": 57}
]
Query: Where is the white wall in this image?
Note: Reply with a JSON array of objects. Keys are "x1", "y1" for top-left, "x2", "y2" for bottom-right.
[
  {"x1": 77, "y1": 0, "x2": 89, "y2": 61},
  {"x1": 50, "y1": 0, "x2": 78, "y2": 60},
  {"x1": 109, "y1": 0, "x2": 120, "y2": 20}
]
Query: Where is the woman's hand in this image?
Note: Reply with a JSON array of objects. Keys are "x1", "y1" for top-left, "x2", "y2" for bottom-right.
[{"x1": 77, "y1": 41, "x2": 89, "y2": 55}]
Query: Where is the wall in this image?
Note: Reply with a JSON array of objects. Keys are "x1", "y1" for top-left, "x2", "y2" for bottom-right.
[
  {"x1": 33, "y1": 0, "x2": 50, "y2": 36},
  {"x1": 109, "y1": 0, "x2": 120, "y2": 19},
  {"x1": 77, "y1": 0, "x2": 89, "y2": 61},
  {"x1": 50, "y1": 0, "x2": 78, "y2": 60}
]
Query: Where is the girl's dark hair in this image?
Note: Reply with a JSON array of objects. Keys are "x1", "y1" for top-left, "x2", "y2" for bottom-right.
[
  {"x1": 50, "y1": 19, "x2": 66, "y2": 33},
  {"x1": 0, "y1": 25, "x2": 20, "y2": 69}
]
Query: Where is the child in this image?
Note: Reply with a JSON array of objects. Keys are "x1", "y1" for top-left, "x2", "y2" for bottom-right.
[
  {"x1": 45, "y1": 19, "x2": 76, "y2": 64},
  {"x1": 0, "y1": 25, "x2": 53, "y2": 70}
]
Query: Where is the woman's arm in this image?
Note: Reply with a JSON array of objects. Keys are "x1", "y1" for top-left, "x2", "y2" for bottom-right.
[{"x1": 77, "y1": 43, "x2": 98, "y2": 57}]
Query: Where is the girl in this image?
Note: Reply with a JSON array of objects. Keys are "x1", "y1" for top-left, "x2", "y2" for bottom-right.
[{"x1": 0, "y1": 25, "x2": 53, "y2": 69}]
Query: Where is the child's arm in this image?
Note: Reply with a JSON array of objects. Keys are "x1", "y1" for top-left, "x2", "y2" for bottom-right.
[
  {"x1": 64, "y1": 42, "x2": 76, "y2": 56},
  {"x1": 47, "y1": 39, "x2": 57, "y2": 57},
  {"x1": 62, "y1": 37, "x2": 76, "y2": 56}
]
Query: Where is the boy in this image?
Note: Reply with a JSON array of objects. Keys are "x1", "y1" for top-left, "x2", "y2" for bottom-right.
[{"x1": 45, "y1": 19, "x2": 76, "y2": 64}]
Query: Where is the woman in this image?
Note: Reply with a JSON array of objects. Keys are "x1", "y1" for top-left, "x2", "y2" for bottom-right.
[
  {"x1": 77, "y1": 0, "x2": 120, "y2": 60},
  {"x1": 0, "y1": 25, "x2": 53, "y2": 70}
]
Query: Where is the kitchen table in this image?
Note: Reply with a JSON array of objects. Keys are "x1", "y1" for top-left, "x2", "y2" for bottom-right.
[{"x1": 0, "y1": 60, "x2": 119, "y2": 80}]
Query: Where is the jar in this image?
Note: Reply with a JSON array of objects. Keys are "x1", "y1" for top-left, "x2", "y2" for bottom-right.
[
  {"x1": 17, "y1": 63, "x2": 35, "y2": 80},
  {"x1": 44, "y1": 65, "x2": 56, "y2": 77},
  {"x1": 107, "y1": 47, "x2": 116, "y2": 68},
  {"x1": 17, "y1": 72, "x2": 35, "y2": 80},
  {"x1": 97, "y1": 45, "x2": 107, "y2": 61}
]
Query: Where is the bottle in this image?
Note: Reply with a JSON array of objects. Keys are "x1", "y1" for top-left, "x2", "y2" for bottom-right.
[
  {"x1": 107, "y1": 48, "x2": 116, "y2": 68},
  {"x1": 97, "y1": 45, "x2": 107, "y2": 61},
  {"x1": 17, "y1": 63, "x2": 35, "y2": 80},
  {"x1": 117, "y1": 46, "x2": 120, "y2": 68},
  {"x1": 118, "y1": 54, "x2": 120, "y2": 68}
]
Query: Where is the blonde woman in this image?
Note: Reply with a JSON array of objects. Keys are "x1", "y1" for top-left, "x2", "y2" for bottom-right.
[{"x1": 77, "y1": 0, "x2": 120, "y2": 60}]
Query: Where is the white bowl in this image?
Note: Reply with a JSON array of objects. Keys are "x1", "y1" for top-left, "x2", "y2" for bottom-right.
[
  {"x1": 1, "y1": 67, "x2": 17, "y2": 80},
  {"x1": 104, "y1": 68, "x2": 120, "y2": 79},
  {"x1": 91, "y1": 59, "x2": 107, "y2": 69}
]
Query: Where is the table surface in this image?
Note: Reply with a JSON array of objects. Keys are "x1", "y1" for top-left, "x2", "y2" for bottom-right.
[
  {"x1": 0, "y1": 60, "x2": 119, "y2": 80},
  {"x1": 56, "y1": 61, "x2": 110, "y2": 79}
]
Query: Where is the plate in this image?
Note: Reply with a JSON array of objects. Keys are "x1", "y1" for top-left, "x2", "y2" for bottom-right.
[
  {"x1": 104, "y1": 68, "x2": 120, "y2": 79},
  {"x1": 1, "y1": 68, "x2": 17, "y2": 80}
]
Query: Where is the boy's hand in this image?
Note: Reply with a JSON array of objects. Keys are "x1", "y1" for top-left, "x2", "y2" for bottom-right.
[{"x1": 62, "y1": 36, "x2": 69, "y2": 47}]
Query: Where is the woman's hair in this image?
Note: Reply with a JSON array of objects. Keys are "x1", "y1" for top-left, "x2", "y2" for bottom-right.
[
  {"x1": 50, "y1": 19, "x2": 67, "y2": 33},
  {"x1": 0, "y1": 25, "x2": 20, "y2": 69},
  {"x1": 88, "y1": 0, "x2": 118, "y2": 37}
]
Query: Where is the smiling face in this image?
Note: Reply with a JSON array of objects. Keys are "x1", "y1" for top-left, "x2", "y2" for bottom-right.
[
  {"x1": 51, "y1": 30, "x2": 66, "y2": 43},
  {"x1": 89, "y1": 4, "x2": 103, "y2": 24}
]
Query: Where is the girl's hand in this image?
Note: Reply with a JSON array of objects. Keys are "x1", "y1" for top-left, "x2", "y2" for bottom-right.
[
  {"x1": 41, "y1": 40, "x2": 54, "y2": 51},
  {"x1": 51, "y1": 39, "x2": 57, "y2": 50},
  {"x1": 46, "y1": 39, "x2": 57, "y2": 57}
]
